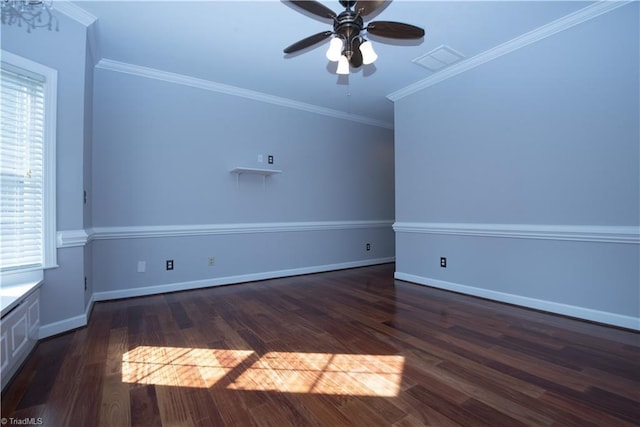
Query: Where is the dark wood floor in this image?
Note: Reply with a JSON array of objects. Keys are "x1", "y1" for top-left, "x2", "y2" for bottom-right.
[{"x1": 2, "y1": 264, "x2": 639, "y2": 426}]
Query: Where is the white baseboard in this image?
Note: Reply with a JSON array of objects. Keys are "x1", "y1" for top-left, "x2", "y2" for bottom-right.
[
  {"x1": 93, "y1": 257, "x2": 395, "y2": 302},
  {"x1": 84, "y1": 293, "x2": 95, "y2": 323},
  {"x1": 39, "y1": 314, "x2": 87, "y2": 339},
  {"x1": 38, "y1": 294, "x2": 95, "y2": 339},
  {"x1": 395, "y1": 272, "x2": 640, "y2": 331}
]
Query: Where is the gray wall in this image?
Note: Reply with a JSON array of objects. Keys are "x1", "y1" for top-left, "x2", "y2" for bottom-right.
[
  {"x1": 393, "y1": 4, "x2": 639, "y2": 328},
  {"x1": 2, "y1": 14, "x2": 93, "y2": 333},
  {"x1": 90, "y1": 67, "x2": 395, "y2": 298}
]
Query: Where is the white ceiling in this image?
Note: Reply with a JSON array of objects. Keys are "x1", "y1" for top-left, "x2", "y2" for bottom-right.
[{"x1": 66, "y1": 1, "x2": 593, "y2": 127}]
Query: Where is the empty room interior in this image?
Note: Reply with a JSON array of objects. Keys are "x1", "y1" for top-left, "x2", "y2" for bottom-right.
[{"x1": 1, "y1": 0, "x2": 638, "y2": 426}]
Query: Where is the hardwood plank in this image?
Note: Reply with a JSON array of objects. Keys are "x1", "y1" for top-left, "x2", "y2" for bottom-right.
[
  {"x1": 166, "y1": 300, "x2": 193, "y2": 330},
  {"x1": 99, "y1": 328, "x2": 131, "y2": 427},
  {"x1": 249, "y1": 392, "x2": 313, "y2": 427},
  {"x1": 68, "y1": 362, "x2": 104, "y2": 426},
  {"x1": 100, "y1": 375, "x2": 131, "y2": 427},
  {"x1": 154, "y1": 384, "x2": 194, "y2": 427},
  {"x1": 208, "y1": 388, "x2": 257, "y2": 426},
  {"x1": 336, "y1": 397, "x2": 395, "y2": 426},
  {"x1": 130, "y1": 385, "x2": 162, "y2": 427},
  {"x1": 391, "y1": 392, "x2": 463, "y2": 427},
  {"x1": 405, "y1": 384, "x2": 491, "y2": 427}
]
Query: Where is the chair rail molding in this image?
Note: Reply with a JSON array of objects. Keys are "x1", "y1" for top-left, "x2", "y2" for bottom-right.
[
  {"x1": 57, "y1": 220, "x2": 394, "y2": 245},
  {"x1": 393, "y1": 222, "x2": 640, "y2": 244},
  {"x1": 92, "y1": 220, "x2": 394, "y2": 240},
  {"x1": 57, "y1": 229, "x2": 90, "y2": 248}
]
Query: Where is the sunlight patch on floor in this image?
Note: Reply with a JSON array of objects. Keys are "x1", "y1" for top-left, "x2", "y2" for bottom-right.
[
  {"x1": 122, "y1": 346, "x2": 254, "y2": 388},
  {"x1": 122, "y1": 346, "x2": 404, "y2": 396},
  {"x1": 228, "y1": 351, "x2": 405, "y2": 396}
]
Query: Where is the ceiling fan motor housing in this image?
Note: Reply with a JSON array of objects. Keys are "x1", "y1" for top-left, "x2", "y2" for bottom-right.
[{"x1": 334, "y1": 10, "x2": 364, "y2": 59}]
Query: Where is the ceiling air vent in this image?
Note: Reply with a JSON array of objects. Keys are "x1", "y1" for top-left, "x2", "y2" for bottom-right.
[{"x1": 413, "y1": 45, "x2": 465, "y2": 72}]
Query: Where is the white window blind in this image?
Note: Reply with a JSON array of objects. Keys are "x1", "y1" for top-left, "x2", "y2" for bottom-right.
[{"x1": 0, "y1": 66, "x2": 46, "y2": 272}]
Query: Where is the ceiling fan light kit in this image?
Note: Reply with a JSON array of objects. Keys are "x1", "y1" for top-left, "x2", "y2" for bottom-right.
[
  {"x1": 336, "y1": 55, "x2": 351, "y2": 75},
  {"x1": 326, "y1": 37, "x2": 344, "y2": 62},
  {"x1": 285, "y1": 0, "x2": 424, "y2": 75},
  {"x1": 359, "y1": 40, "x2": 378, "y2": 65}
]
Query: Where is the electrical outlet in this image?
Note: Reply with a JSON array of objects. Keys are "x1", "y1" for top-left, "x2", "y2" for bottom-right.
[
  {"x1": 166, "y1": 260, "x2": 174, "y2": 270},
  {"x1": 268, "y1": 155, "x2": 274, "y2": 164},
  {"x1": 440, "y1": 257, "x2": 447, "y2": 268},
  {"x1": 366, "y1": 243, "x2": 371, "y2": 251},
  {"x1": 208, "y1": 257, "x2": 215, "y2": 266}
]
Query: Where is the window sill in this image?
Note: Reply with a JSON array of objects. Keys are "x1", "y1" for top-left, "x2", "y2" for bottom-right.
[
  {"x1": 1, "y1": 269, "x2": 44, "y2": 318},
  {"x1": 1, "y1": 280, "x2": 42, "y2": 318}
]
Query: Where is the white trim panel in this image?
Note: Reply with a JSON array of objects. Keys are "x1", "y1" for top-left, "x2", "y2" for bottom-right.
[
  {"x1": 93, "y1": 257, "x2": 395, "y2": 302},
  {"x1": 395, "y1": 272, "x2": 640, "y2": 331},
  {"x1": 393, "y1": 222, "x2": 640, "y2": 244},
  {"x1": 97, "y1": 59, "x2": 393, "y2": 130},
  {"x1": 388, "y1": 1, "x2": 632, "y2": 101}
]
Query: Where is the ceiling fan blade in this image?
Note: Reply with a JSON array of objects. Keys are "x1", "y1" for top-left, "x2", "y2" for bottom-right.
[
  {"x1": 289, "y1": 0, "x2": 336, "y2": 19},
  {"x1": 284, "y1": 31, "x2": 333, "y2": 54},
  {"x1": 354, "y1": 0, "x2": 386, "y2": 16},
  {"x1": 349, "y1": 38, "x2": 363, "y2": 68},
  {"x1": 367, "y1": 21, "x2": 425, "y2": 39}
]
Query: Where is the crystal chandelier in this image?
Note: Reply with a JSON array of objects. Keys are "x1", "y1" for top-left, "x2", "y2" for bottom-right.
[{"x1": 1, "y1": 0, "x2": 58, "y2": 32}]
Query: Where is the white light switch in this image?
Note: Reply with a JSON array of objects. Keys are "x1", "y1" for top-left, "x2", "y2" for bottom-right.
[
  {"x1": 137, "y1": 261, "x2": 146, "y2": 273},
  {"x1": 258, "y1": 154, "x2": 264, "y2": 163}
]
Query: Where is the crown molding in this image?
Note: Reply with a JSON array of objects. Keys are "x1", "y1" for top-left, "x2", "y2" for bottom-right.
[
  {"x1": 388, "y1": 0, "x2": 632, "y2": 102},
  {"x1": 96, "y1": 59, "x2": 393, "y2": 129},
  {"x1": 53, "y1": 1, "x2": 97, "y2": 27}
]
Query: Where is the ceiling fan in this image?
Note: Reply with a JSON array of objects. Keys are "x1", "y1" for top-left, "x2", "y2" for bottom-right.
[{"x1": 284, "y1": 0, "x2": 425, "y2": 74}]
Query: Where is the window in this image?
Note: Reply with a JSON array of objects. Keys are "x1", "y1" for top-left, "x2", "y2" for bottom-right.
[{"x1": 1, "y1": 51, "x2": 56, "y2": 283}]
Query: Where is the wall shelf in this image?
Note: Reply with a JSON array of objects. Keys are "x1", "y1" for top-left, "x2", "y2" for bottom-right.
[{"x1": 230, "y1": 167, "x2": 282, "y2": 176}]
